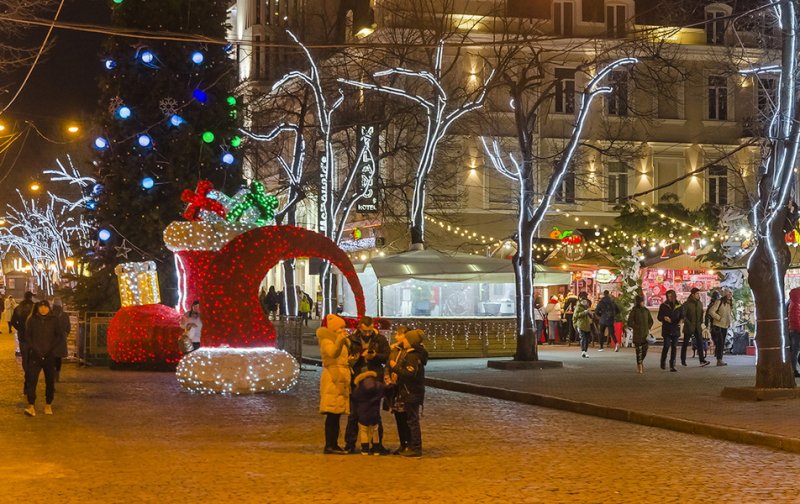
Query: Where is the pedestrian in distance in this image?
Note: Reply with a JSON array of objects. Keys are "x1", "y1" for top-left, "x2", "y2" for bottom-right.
[
  {"x1": 388, "y1": 329, "x2": 428, "y2": 458},
  {"x1": 265, "y1": 286, "x2": 279, "y2": 320},
  {"x1": 23, "y1": 300, "x2": 61, "y2": 416},
  {"x1": 351, "y1": 370, "x2": 386, "y2": 455},
  {"x1": 658, "y1": 289, "x2": 683, "y2": 372},
  {"x1": 11, "y1": 291, "x2": 35, "y2": 393},
  {"x1": 562, "y1": 292, "x2": 579, "y2": 345},
  {"x1": 180, "y1": 300, "x2": 203, "y2": 351},
  {"x1": 298, "y1": 289, "x2": 312, "y2": 326},
  {"x1": 573, "y1": 293, "x2": 593, "y2": 359},
  {"x1": 681, "y1": 288, "x2": 710, "y2": 367},
  {"x1": 595, "y1": 290, "x2": 620, "y2": 352},
  {"x1": 544, "y1": 295, "x2": 562, "y2": 344},
  {"x1": 344, "y1": 316, "x2": 390, "y2": 455},
  {"x1": 627, "y1": 295, "x2": 654, "y2": 374},
  {"x1": 51, "y1": 298, "x2": 71, "y2": 382},
  {"x1": 317, "y1": 314, "x2": 351, "y2": 455},
  {"x1": 5, "y1": 294, "x2": 17, "y2": 334},
  {"x1": 534, "y1": 296, "x2": 546, "y2": 345},
  {"x1": 788, "y1": 288, "x2": 800, "y2": 378},
  {"x1": 384, "y1": 326, "x2": 410, "y2": 454},
  {"x1": 708, "y1": 288, "x2": 733, "y2": 366}
]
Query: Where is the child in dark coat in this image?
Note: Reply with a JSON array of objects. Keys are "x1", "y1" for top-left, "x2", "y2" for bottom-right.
[
  {"x1": 351, "y1": 370, "x2": 385, "y2": 455},
  {"x1": 389, "y1": 329, "x2": 428, "y2": 458}
]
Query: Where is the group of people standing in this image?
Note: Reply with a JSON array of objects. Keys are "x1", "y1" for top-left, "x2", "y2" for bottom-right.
[
  {"x1": 11, "y1": 291, "x2": 71, "y2": 417},
  {"x1": 627, "y1": 287, "x2": 734, "y2": 374},
  {"x1": 260, "y1": 286, "x2": 314, "y2": 325},
  {"x1": 534, "y1": 291, "x2": 621, "y2": 352},
  {"x1": 317, "y1": 314, "x2": 427, "y2": 457}
]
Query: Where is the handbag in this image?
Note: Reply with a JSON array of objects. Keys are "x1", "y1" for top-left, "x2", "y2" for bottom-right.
[
  {"x1": 179, "y1": 330, "x2": 194, "y2": 354},
  {"x1": 646, "y1": 333, "x2": 656, "y2": 344}
]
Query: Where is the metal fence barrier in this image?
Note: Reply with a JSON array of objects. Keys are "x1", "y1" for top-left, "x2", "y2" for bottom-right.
[{"x1": 274, "y1": 316, "x2": 303, "y2": 362}]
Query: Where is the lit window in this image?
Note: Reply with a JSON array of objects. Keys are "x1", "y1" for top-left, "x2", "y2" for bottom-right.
[
  {"x1": 708, "y1": 165, "x2": 728, "y2": 206},
  {"x1": 606, "y1": 71, "x2": 628, "y2": 116},
  {"x1": 606, "y1": 4, "x2": 627, "y2": 38},
  {"x1": 554, "y1": 68, "x2": 576, "y2": 114},
  {"x1": 708, "y1": 76, "x2": 727, "y2": 120},
  {"x1": 706, "y1": 10, "x2": 726, "y2": 44},
  {"x1": 553, "y1": 1, "x2": 574, "y2": 36},
  {"x1": 555, "y1": 166, "x2": 576, "y2": 203},
  {"x1": 607, "y1": 162, "x2": 628, "y2": 203}
]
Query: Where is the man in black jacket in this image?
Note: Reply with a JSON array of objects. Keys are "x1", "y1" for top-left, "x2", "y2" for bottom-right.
[
  {"x1": 658, "y1": 290, "x2": 683, "y2": 372},
  {"x1": 23, "y1": 300, "x2": 60, "y2": 416},
  {"x1": 11, "y1": 291, "x2": 35, "y2": 393},
  {"x1": 344, "y1": 316, "x2": 390, "y2": 454},
  {"x1": 595, "y1": 290, "x2": 620, "y2": 352}
]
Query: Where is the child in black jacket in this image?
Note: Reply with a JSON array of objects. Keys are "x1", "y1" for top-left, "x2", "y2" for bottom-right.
[{"x1": 389, "y1": 329, "x2": 428, "y2": 458}]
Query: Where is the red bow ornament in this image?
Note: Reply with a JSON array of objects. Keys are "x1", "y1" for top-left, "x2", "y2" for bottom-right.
[{"x1": 181, "y1": 180, "x2": 227, "y2": 221}]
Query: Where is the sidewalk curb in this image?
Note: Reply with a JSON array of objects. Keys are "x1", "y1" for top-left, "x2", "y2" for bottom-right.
[{"x1": 425, "y1": 377, "x2": 800, "y2": 455}]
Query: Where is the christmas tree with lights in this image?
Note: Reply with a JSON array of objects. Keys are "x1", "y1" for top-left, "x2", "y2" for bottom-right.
[{"x1": 73, "y1": 0, "x2": 242, "y2": 310}]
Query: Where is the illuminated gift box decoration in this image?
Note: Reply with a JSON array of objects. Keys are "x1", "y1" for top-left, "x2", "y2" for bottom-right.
[{"x1": 114, "y1": 261, "x2": 161, "y2": 307}]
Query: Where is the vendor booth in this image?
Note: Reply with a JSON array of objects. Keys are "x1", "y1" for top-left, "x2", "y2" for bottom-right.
[{"x1": 341, "y1": 249, "x2": 572, "y2": 317}]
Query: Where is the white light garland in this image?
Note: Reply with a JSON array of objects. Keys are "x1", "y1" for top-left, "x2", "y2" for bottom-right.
[
  {"x1": 163, "y1": 221, "x2": 259, "y2": 252},
  {"x1": 176, "y1": 347, "x2": 300, "y2": 395}
]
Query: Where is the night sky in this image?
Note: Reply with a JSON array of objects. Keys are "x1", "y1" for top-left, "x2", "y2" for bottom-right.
[{"x1": 1, "y1": 0, "x2": 108, "y2": 203}]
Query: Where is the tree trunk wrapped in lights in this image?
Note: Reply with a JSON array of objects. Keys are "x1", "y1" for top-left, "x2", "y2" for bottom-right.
[
  {"x1": 483, "y1": 58, "x2": 637, "y2": 361},
  {"x1": 744, "y1": 0, "x2": 799, "y2": 389}
]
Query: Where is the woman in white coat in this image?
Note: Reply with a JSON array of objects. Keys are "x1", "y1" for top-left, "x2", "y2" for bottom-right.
[
  {"x1": 317, "y1": 314, "x2": 351, "y2": 454},
  {"x1": 544, "y1": 296, "x2": 563, "y2": 344}
]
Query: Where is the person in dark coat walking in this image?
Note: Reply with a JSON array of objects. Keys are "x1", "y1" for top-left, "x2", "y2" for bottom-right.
[
  {"x1": 23, "y1": 300, "x2": 61, "y2": 416},
  {"x1": 658, "y1": 290, "x2": 683, "y2": 372},
  {"x1": 389, "y1": 329, "x2": 428, "y2": 458},
  {"x1": 595, "y1": 290, "x2": 620, "y2": 352},
  {"x1": 344, "y1": 316, "x2": 390, "y2": 454},
  {"x1": 51, "y1": 299, "x2": 71, "y2": 382},
  {"x1": 351, "y1": 370, "x2": 386, "y2": 455},
  {"x1": 627, "y1": 295, "x2": 654, "y2": 374},
  {"x1": 11, "y1": 291, "x2": 35, "y2": 393},
  {"x1": 681, "y1": 288, "x2": 710, "y2": 367}
]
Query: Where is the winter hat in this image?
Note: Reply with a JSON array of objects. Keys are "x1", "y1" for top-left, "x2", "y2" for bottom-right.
[
  {"x1": 578, "y1": 292, "x2": 588, "y2": 300},
  {"x1": 354, "y1": 370, "x2": 378, "y2": 387},
  {"x1": 326, "y1": 314, "x2": 346, "y2": 332},
  {"x1": 404, "y1": 329, "x2": 425, "y2": 347}
]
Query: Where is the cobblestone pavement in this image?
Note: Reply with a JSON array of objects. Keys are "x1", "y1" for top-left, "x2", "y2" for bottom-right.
[{"x1": 1, "y1": 335, "x2": 799, "y2": 503}]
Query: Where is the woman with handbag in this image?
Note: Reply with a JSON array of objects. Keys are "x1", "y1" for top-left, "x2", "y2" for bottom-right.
[
  {"x1": 627, "y1": 295, "x2": 654, "y2": 374},
  {"x1": 180, "y1": 300, "x2": 203, "y2": 351}
]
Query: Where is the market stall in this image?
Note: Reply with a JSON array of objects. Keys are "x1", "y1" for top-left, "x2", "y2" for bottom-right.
[{"x1": 340, "y1": 249, "x2": 572, "y2": 317}]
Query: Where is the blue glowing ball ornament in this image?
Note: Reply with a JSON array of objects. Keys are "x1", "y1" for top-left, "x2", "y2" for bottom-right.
[
  {"x1": 94, "y1": 137, "x2": 109, "y2": 150},
  {"x1": 141, "y1": 177, "x2": 155, "y2": 189},
  {"x1": 169, "y1": 114, "x2": 185, "y2": 127},
  {"x1": 117, "y1": 106, "x2": 132, "y2": 119},
  {"x1": 221, "y1": 152, "x2": 235, "y2": 165},
  {"x1": 192, "y1": 89, "x2": 208, "y2": 103},
  {"x1": 140, "y1": 50, "x2": 155, "y2": 64},
  {"x1": 104, "y1": 59, "x2": 117, "y2": 70},
  {"x1": 85, "y1": 200, "x2": 97, "y2": 210},
  {"x1": 98, "y1": 229, "x2": 112, "y2": 242},
  {"x1": 92, "y1": 183, "x2": 104, "y2": 195},
  {"x1": 137, "y1": 134, "x2": 152, "y2": 147},
  {"x1": 191, "y1": 51, "x2": 204, "y2": 64}
]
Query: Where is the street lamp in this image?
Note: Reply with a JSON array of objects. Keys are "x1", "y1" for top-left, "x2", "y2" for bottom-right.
[
  {"x1": 30, "y1": 182, "x2": 41, "y2": 192},
  {"x1": 66, "y1": 124, "x2": 80, "y2": 134}
]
